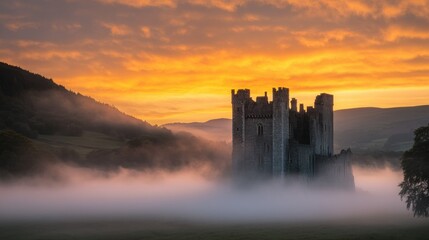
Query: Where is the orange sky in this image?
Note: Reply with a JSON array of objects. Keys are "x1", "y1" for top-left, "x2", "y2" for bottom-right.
[{"x1": 1, "y1": 0, "x2": 429, "y2": 124}]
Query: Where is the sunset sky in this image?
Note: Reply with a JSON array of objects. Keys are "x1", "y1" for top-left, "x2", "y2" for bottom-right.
[{"x1": 1, "y1": 0, "x2": 429, "y2": 124}]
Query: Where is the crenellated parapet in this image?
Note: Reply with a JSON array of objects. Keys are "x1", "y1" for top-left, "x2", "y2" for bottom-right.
[{"x1": 231, "y1": 89, "x2": 250, "y2": 103}]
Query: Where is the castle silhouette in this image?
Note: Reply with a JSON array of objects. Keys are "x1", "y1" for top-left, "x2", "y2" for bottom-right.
[{"x1": 232, "y1": 87, "x2": 354, "y2": 188}]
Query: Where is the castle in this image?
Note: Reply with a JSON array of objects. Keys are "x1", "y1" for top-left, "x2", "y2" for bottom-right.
[{"x1": 232, "y1": 87, "x2": 354, "y2": 188}]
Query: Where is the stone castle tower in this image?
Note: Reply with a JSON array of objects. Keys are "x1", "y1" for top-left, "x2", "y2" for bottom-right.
[{"x1": 232, "y1": 87, "x2": 354, "y2": 188}]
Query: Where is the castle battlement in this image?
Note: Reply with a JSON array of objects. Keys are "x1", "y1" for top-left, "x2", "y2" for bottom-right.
[{"x1": 232, "y1": 87, "x2": 354, "y2": 188}]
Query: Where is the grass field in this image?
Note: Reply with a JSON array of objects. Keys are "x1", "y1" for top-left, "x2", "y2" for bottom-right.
[
  {"x1": 35, "y1": 131, "x2": 125, "y2": 157},
  {"x1": 1, "y1": 217, "x2": 429, "y2": 240}
]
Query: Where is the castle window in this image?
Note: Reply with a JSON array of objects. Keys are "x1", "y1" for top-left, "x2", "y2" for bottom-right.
[
  {"x1": 236, "y1": 127, "x2": 240, "y2": 132},
  {"x1": 236, "y1": 107, "x2": 240, "y2": 112},
  {"x1": 257, "y1": 123, "x2": 263, "y2": 136}
]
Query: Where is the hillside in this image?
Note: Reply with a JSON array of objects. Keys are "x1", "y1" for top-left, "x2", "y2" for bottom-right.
[
  {"x1": 1, "y1": 61, "x2": 427, "y2": 178},
  {"x1": 0, "y1": 62, "x2": 162, "y2": 140},
  {"x1": 163, "y1": 118, "x2": 231, "y2": 143},
  {"x1": 0, "y1": 62, "x2": 230, "y2": 178},
  {"x1": 334, "y1": 106, "x2": 429, "y2": 151},
  {"x1": 163, "y1": 106, "x2": 429, "y2": 152}
]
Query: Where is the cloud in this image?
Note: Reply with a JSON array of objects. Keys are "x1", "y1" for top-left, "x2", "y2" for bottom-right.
[
  {"x1": 402, "y1": 55, "x2": 429, "y2": 65},
  {"x1": 4, "y1": 21, "x2": 38, "y2": 31},
  {"x1": 99, "y1": 0, "x2": 177, "y2": 8},
  {"x1": 383, "y1": 25, "x2": 429, "y2": 41},
  {"x1": 1, "y1": 0, "x2": 429, "y2": 123},
  {"x1": 20, "y1": 50, "x2": 83, "y2": 60},
  {"x1": 189, "y1": 0, "x2": 245, "y2": 12},
  {"x1": 102, "y1": 23, "x2": 132, "y2": 36},
  {"x1": 292, "y1": 29, "x2": 359, "y2": 47},
  {"x1": 140, "y1": 26, "x2": 151, "y2": 38}
]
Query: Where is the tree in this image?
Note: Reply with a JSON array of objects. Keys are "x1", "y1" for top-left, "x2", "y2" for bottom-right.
[{"x1": 399, "y1": 124, "x2": 429, "y2": 217}]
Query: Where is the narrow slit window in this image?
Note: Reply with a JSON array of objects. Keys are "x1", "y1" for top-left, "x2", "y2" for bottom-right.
[{"x1": 257, "y1": 123, "x2": 263, "y2": 136}]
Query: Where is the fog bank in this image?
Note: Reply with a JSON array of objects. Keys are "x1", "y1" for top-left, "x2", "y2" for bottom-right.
[{"x1": 0, "y1": 165, "x2": 415, "y2": 224}]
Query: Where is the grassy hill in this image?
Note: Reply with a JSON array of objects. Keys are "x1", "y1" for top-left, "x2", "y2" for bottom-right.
[
  {"x1": 1, "y1": 61, "x2": 427, "y2": 178},
  {"x1": 335, "y1": 106, "x2": 429, "y2": 152},
  {"x1": 0, "y1": 62, "x2": 230, "y2": 178},
  {"x1": 0, "y1": 62, "x2": 162, "y2": 140},
  {"x1": 163, "y1": 118, "x2": 231, "y2": 143},
  {"x1": 163, "y1": 106, "x2": 429, "y2": 153}
]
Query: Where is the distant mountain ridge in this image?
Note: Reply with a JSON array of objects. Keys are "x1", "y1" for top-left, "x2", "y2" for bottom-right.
[
  {"x1": 163, "y1": 106, "x2": 429, "y2": 152},
  {"x1": 163, "y1": 118, "x2": 231, "y2": 143}
]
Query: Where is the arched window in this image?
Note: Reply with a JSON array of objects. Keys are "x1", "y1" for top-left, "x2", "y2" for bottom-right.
[{"x1": 257, "y1": 123, "x2": 263, "y2": 136}]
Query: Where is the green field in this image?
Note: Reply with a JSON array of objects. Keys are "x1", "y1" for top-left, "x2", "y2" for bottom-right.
[
  {"x1": 34, "y1": 131, "x2": 125, "y2": 157},
  {"x1": 1, "y1": 218, "x2": 429, "y2": 240}
]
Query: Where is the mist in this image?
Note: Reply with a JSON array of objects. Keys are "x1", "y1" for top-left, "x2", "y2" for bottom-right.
[
  {"x1": 2, "y1": 66, "x2": 418, "y2": 226},
  {"x1": 0, "y1": 163, "x2": 416, "y2": 224},
  {"x1": 0, "y1": 82, "x2": 232, "y2": 178}
]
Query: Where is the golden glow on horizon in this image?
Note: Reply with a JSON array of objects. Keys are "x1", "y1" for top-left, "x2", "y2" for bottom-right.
[{"x1": 1, "y1": 0, "x2": 429, "y2": 124}]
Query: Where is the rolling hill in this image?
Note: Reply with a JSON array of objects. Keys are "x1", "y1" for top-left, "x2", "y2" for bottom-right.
[
  {"x1": 0, "y1": 62, "x2": 230, "y2": 178},
  {"x1": 334, "y1": 106, "x2": 429, "y2": 152},
  {"x1": 163, "y1": 118, "x2": 231, "y2": 143},
  {"x1": 1, "y1": 61, "x2": 427, "y2": 178},
  {"x1": 0, "y1": 62, "x2": 161, "y2": 140},
  {"x1": 163, "y1": 106, "x2": 429, "y2": 152}
]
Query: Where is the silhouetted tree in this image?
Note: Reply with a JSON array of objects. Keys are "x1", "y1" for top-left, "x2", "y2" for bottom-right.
[{"x1": 399, "y1": 124, "x2": 429, "y2": 217}]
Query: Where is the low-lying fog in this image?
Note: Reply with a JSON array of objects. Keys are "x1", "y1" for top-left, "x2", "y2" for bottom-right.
[{"x1": 0, "y1": 164, "x2": 416, "y2": 224}]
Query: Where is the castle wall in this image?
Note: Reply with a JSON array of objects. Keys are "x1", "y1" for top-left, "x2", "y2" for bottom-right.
[
  {"x1": 290, "y1": 111, "x2": 310, "y2": 145},
  {"x1": 289, "y1": 142, "x2": 314, "y2": 177},
  {"x1": 231, "y1": 89, "x2": 249, "y2": 175},
  {"x1": 272, "y1": 87, "x2": 289, "y2": 177},
  {"x1": 244, "y1": 117, "x2": 273, "y2": 175},
  {"x1": 314, "y1": 149, "x2": 354, "y2": 189},
  {"x1": 311, "y1": 94, "x2": 334, "y2": 156},
  {"x1": 231, "y1": 87, "x2": 354, "y2": 189}
]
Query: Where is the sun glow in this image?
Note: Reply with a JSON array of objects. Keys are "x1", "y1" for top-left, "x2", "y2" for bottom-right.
[{"x1": 1, "y1": 0, "x2": 429, "y2": 124}]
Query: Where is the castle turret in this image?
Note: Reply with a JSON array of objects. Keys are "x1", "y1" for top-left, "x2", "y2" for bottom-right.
[
  {"x1": 272, "y1": 87, "x2": 289, "y2": 177},
  {"x1": 230, "y1": 87, "x2": 353, "y2": 189},
  {"x1": 310, "y1": 93, "x2": 333, "y2": 156},
  {"x1": 231, "y1": 89, "x2": 250, "y2": 174},
  {"x1": 299, "y1": 104, "x2": 305, "y2": 113},
  {"x1": 291, "y1": 98, "x2": 297, "y2": 112}
]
